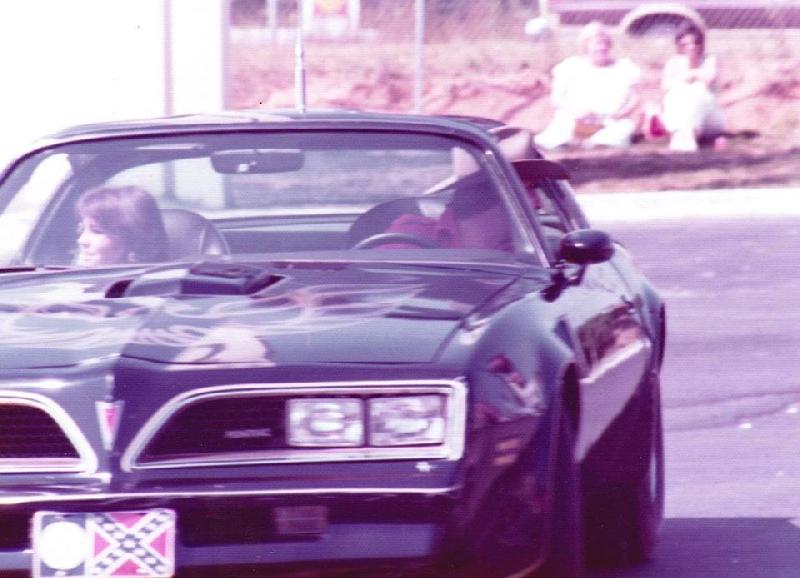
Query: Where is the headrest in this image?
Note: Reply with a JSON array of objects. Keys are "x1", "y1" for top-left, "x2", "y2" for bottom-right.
[{"x1": 160, "y1": 208, "x2": 230, "y2": 260}]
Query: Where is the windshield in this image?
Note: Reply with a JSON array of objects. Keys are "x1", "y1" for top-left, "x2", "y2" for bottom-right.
[{"x1": 0, "y1": 131, "x2": 534, "y2": 268}]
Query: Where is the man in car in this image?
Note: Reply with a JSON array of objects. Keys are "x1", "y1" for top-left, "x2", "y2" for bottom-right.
[{"x1": 385, "y1": 172, "x2": 513, "y2": 251}]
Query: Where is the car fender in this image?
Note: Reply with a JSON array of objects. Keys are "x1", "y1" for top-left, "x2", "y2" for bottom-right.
[
  {"x1": 437, "y1": 293, "x2": 580, "y2": 571},
  {"x1": 608, "y1": 247, "x2": 666, "y2": 371}
]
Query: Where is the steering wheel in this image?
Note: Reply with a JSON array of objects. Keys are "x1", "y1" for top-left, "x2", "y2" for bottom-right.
[{"x1": 353, "y1": 232, "x2": 440, "y2": 249}]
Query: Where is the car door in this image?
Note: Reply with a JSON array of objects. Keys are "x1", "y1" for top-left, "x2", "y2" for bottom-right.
[{"x1": 520, "y1": 168, "x2": 653, "y2": 460}]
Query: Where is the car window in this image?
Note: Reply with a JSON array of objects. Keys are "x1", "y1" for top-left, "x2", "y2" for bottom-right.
[
  {"x1": 539, "y1": 179, "x2": 588, "y2": 231},
  {"x1": 516, "y1": 178, "x2": 572, "y2": 258},
  {"x1": 107, "y1": 157, "x2": 227, "y2": 210},
  {"x1": 0, "y1": 131, "x2": 540, "y2": 268},
  {"x1": 0, "y1": 152, "x2": 72, "y2": 264},
  {"x1": 527, "y1": 180, "x2": 572, "y2": 231}
]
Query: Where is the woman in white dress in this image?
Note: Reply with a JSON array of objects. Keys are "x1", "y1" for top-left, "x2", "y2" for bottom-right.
[
  {"x1": 536, "y1": 22, "x2": 642, "y2": 150},
  {"x1": 661, "y1": 22, "x2": 725, "y2": 151}
]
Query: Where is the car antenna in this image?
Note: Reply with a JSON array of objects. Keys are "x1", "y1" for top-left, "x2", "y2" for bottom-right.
[{"x1": 294, "y1": 17, "x2": 307, "y2": 113}]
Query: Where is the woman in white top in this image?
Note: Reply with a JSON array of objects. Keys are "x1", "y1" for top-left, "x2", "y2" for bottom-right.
[
  {"x1": 661, "y1": 22, "x2": 725, "y2": 151},
  {"x1": 536, "y1": 22, "x2": 642, "y2": 150}
]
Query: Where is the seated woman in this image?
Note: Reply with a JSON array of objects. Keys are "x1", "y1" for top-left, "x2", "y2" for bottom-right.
[
  {"x1": 536, "y1": 21, "x2": 642, "y2": 150},
  {"x1": 660, "y1": 22, "x2": 725, "y2": 151},
  {"x1": 75, "y1": 185, "x2": 168, "y2": 267},
  {"x1": 384, "y1": 172, "x2": 513, "y2": 252}
]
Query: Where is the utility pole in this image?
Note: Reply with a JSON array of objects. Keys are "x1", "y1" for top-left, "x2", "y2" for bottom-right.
[{"x1": 414, "y1": 0, "x2": 424, "y2": 113}]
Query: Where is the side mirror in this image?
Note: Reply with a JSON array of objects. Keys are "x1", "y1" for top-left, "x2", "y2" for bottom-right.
[{"x1": 559, "y1": 229, "x2": 615, "y2": 265}]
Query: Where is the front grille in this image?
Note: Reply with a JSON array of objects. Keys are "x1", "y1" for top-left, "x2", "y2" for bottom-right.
[
  {"x1": 139, "y1": 395, "x2": 288, "y2": 463},
  {"x1": 0, "y1": 403, "x2": 79, "y2": 460},
  {"x1": 0, "y1": 512, "x2": 30, "y2": 549}
]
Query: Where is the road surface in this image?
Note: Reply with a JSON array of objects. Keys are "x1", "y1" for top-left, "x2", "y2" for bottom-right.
[{"x1": 588, "y1": 216, "x2": 800, "y2": 577}]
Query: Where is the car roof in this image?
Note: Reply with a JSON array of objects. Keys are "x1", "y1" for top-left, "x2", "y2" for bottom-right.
[{"x1": 42, "y1": 109, "x2": 507, "y2": 146}]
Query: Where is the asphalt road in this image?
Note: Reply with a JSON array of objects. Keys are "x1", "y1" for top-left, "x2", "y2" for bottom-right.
[{"x1": 587, "y1": 216, "x2": 800, "y2": 578}]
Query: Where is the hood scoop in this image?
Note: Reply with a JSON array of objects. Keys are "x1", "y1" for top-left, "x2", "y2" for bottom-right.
[
  {"x1": 181, "y1": 262, "x2": 284, "y2": 295},
  {"x1": 107, "y1": 262, "x2": 284, "y2": 298}
]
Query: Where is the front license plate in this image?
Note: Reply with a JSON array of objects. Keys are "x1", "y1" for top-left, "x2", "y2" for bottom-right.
[{"x1": 32, "y1": 509, "x2": 176, "y2": 578}]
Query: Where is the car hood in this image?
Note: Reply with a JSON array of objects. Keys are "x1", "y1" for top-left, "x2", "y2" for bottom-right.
[{"x1": 0, "y1": 261, "x2": 518, "y2": 369}]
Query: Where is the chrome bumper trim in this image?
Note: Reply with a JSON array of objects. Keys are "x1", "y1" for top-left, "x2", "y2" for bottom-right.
[{"x1": 0, "y1": 484, "x2": 461, "y2": 506}]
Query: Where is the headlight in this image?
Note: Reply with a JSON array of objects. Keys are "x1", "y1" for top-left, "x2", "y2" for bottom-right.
[
  {"x1": 368, "y1": 395, "x2": 446, "y2": 446},
  {"x1": 288, "y1": 398, "x2": 364, "y2": 447}
]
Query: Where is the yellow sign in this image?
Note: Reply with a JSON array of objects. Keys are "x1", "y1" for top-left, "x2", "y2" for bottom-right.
[{"x1": 313, "y1": 0, "x2": 347, "y2": 17}]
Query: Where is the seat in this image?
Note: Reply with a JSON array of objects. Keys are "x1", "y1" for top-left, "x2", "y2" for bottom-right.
[
  {"x1": 348, "y1": 198, "x2": 423, "y2": 247},
  {"x1": 160, "y1": 208, "x2": 230, "y2": 261}
]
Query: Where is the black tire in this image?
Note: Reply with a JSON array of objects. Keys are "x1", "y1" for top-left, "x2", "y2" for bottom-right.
[
  {"x1": 582, "y1": 372, "x2": 665, "y2": 567},
  {"x1": 452, "y1": 472, "x2": 545, "y2": 578},
  {"x1": 440, "y1": 404, "x2": 583, "y2": 578},
  {"x1": 534, "y1": 407, "x2": 582, "y2": 578}
]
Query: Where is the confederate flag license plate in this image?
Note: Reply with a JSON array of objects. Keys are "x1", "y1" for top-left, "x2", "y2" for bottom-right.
[{"x1": 32, "y1": 509, "x2": 176, "y2": 578}]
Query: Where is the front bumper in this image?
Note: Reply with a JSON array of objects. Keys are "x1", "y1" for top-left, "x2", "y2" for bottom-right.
[{"x1": 0, "y1": 484, "x2": 461, "y2": 574}]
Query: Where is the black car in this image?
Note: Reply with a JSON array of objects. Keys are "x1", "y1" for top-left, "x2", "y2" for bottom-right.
[{"x1": 0, "y1": 111, "x2": 665, "y2": 578}]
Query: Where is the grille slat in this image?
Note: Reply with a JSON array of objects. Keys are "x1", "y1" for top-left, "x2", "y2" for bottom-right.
[{"x1": 0, "y1": 404, "x2": 79, "y2": 459}]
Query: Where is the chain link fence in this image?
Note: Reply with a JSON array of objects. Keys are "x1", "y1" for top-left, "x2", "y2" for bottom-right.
[{"x1": 228, "y1": 1, "x2": 800, "y2": 151}]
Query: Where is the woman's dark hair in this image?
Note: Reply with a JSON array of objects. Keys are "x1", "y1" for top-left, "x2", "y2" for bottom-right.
[
  {"x1": 674, "y1": 21, "x2": 705, "y2": 50},
  {"x1": 76, "y1": 185, "x2": 168, "y2": 262}
]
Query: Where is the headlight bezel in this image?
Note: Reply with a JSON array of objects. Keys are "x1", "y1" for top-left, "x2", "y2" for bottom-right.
[{"x1": 123, "y1": 380, "x2": 467, "y2": 471}]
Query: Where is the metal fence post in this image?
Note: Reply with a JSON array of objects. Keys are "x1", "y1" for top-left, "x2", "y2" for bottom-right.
[
  {"x1": 295, "y1": 16, "x2": 307, "y2": 112},
  {"x1": 414, "y1": 0, "x2": 425, "y2": 113},
  {"x1": 267, "y1": 0, "x2": 278, "y2": 41}
]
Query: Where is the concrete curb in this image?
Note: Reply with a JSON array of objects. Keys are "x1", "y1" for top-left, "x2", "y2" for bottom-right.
[{"x1": 578, "y1": 188, "x2": 800, "y2": 222}]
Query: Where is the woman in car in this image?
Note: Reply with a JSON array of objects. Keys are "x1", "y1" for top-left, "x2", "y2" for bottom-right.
[{"x1": 75, "y1": 185, "x2": 168, "y2": 267}]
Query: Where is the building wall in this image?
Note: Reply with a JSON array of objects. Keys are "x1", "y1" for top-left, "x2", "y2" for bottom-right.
[{"x1": 0, "y1": 0, "x2": 226, "y2": 160}]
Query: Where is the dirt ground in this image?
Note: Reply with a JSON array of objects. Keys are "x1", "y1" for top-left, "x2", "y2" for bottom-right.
[{"x1": 229, "y1": 27, "x2": 800, "y2": 193}]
